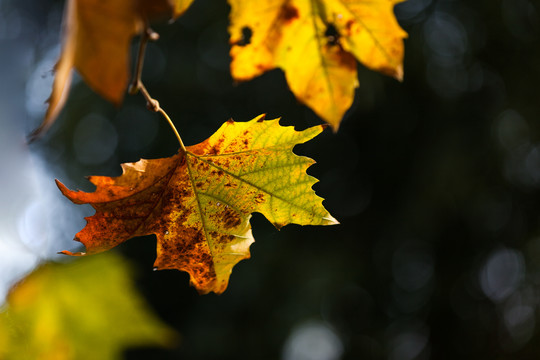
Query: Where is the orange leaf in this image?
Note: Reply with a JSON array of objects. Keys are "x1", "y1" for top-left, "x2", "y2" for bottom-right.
[
  {"x1": 228, "y1": 0, "x2": 408, "y2": 130},
  {"x1": 30, "y1": 0, "x2": 194, "y2": 140},
  {"x1": 57, "y1": 116, "x2": 337, "y2": 294}
]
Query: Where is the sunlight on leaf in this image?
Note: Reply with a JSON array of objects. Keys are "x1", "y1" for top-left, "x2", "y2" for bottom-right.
[
  {"x1": 31, "y1": 0, "x2": 194, "y2": 140},
  {"x1": 57, "y1": 115, "x2": 338, "y2": 294},
  {"x1": 229, "y1": 0, "x2": 407, "y2": 130}
]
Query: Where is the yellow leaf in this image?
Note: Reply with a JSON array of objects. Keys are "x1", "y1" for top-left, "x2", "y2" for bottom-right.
[
  {"x1": 0, "y1": 253, "x2": 177, "y2": 360},
  {"x1": 171, "y1": 0, "x2": 194, "y2": 18},
  {"x1": 57, "y1": 115, "x2": 338, "y2": 295},
  {"x1": 30, "y1": 0, "x2": 194, "y2": 140},
  {"x1": 228, "y1": 0, "x2": 408, "y2": 130}
]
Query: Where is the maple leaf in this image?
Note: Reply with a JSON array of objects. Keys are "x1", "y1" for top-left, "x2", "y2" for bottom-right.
[
  {"x1": 0, "y1": 253, "x2": 177, "y2": 360},
  {"x1": 29, "y1": 0, "x2": 194, "y2": 140},
  {"x1": 228, "y1": 0, "x2": 408, "y2": 130},
  {"x1": 57, "y1": 115, "x2": 338, "y2": 294}
]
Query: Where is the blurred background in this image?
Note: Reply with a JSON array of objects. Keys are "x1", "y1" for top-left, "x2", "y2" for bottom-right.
[{"x1": 1, "y1": 0, "x2": 540, "y2": 359}]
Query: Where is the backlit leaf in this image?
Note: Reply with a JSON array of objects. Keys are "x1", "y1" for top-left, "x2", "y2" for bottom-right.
[
  {"x1": 57, "y1": 115, "x2": 338, "y2": 294},
  {"x1": 0, "y1": 253, "x2": 177, "y2": 360},
  {"x1": 228, "y1": 0, "x2": 407, "y2": 130},
  {"x1": 30, "y1": 0, "x2": 194, "y2": 140}
]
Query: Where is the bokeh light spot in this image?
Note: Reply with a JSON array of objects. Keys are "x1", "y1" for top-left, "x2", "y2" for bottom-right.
[
  {"x1": 480, "y1": 248, "x2": 525, "y2": 303},
  {"x1": 282, "y1": 320, "x2": 343, "y2": 360},
  {"x1": 73, "y1": 113, "x2": 118, "y2": 165}
]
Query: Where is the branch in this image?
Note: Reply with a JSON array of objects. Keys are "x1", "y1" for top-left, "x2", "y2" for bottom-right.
[{"x1": 129, "y1": 26, "x2": 185, "y2": 153}]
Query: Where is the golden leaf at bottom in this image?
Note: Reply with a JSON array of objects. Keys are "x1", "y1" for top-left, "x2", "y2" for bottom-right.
[
  {"x1": 58, "y1": 115, "x2": 338, "y2": 294},
  {"x1": 0, "y1": 254, "x2": 177, "y2": 360}
]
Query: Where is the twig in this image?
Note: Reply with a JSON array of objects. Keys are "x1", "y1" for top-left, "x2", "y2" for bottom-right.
[
  {"x1": 128, "y1": 27, "x2": 158, "y2": 95},
  {"x1": 129, "y1": 26, "x2": 185, "y2": 153}
]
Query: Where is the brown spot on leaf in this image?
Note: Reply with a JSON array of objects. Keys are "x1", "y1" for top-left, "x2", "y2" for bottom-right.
[
  {"x1": 344, "y1": 19, "x2": 355, "y2": 36},
  {"x1": 254, "y1": 193, "x2": 265, "y2": 204},
  {"x1": 206, "y1": 136, "x2": 226, "y2": 155},
  {"x1": 217, "y1": 234, "x2": 236, "y2": 244},
  {"x1": 178, "y1": 153, "x2": 186, "y2": 166},
  {"x1": 336, "y1": 49, "x2": 357, "y2": 72},
  {"x1": 186, "y1": 250, "x2": 216, "y2": 294},
  {"x1": 221, "y1": 206, "x2": 242, "y2": 229},
  {"x1": 195, "y1": 160, "x2": 210, "y2": 172},
  {"x1": 279, "y1": 3, "x2": 299, "y2": 24}
]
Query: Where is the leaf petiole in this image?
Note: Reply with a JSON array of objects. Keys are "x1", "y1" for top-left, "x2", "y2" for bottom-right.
[{"x1": 158, "y1": 108, "x2": 186, "y2": 154}]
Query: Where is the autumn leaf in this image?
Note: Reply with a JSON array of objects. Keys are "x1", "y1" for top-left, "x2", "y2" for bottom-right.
[
  {"x1": 29, "y1": 0, "x2": 194, "y2": 141},
  {"x1": 228, "y1": 0, "x2": 408, "y2": 130},
  {"x1": 57, "y1": 115, "x2": 338, "y2": 294},
  {"x1": 0, "y1": 253, "x2": 177, "y2": 360}
]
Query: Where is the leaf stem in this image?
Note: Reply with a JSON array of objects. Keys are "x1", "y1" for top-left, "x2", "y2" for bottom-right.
[
  {"x1": 128, "y1": 26, "x2": 186, "y2": 153},
  {"x1": 158, "y1": 108, "x2": 186, "y2": 153}
]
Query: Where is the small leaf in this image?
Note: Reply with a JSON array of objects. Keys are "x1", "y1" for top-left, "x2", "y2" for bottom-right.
[
  {"x1": 0, "y1": 253, "x2": 177, "y2": 360},
  {"x1": 228, "y1": 0, "x2": 408, "y2": 130},
  {"x1": 57, "y1": 115, "x2": 338, "y2": 294}
]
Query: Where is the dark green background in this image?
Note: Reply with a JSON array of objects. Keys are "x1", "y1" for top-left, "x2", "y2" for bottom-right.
[{"x1": 4, "y1": 0, "x2": 540, "y2": 358}]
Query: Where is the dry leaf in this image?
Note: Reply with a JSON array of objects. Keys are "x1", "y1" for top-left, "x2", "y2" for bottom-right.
[
  {"x1": 30, "y1": 0, "x2": 194, "y2": 140},
  {"x1": 57, "y1": 115, "x2": 338, "y2": 294}
]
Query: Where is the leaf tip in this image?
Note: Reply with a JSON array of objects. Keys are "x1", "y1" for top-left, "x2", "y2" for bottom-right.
[
  {"x1": 58, "y1": 250, "x2": 86, "y2": 256},
  {"x1": 395, "y1": 64, "x2": 404, "y2": 82},
  {"x1": 322, "y1": 215, "x2": 340, "y2": 225},
  {"x1": 255, "y1": 113, "x2": 267, "y2": 122},
  {"x1": 273, "y1": 222, "x2": 285, "y2": 230},
  {"x1": 323, "y1": 120, "x2": 340, "y2": 133},
  {"x1": 320, "y1": 123, "x2": 336, "y2": 134},
  {"x1": 55, "y1": 179, "x2": 70, "y2": 195}
]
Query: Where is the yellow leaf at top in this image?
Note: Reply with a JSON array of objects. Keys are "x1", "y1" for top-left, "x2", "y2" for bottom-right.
[
  {"x1": 171, "y1": 0, "x2": 195, "y2": 17},
  {"x1": 228, "y1": 0, "x2": 408, "y2": 130},
  {"x1": 0, "y1": 253, "x2": 177, "y2": 360},
  {"x1": 57, "y1": 115, "x2": 338, "y2": 295},
  {"x1": 30, "y1": 0, "x2": 194, "y2": 141}
]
